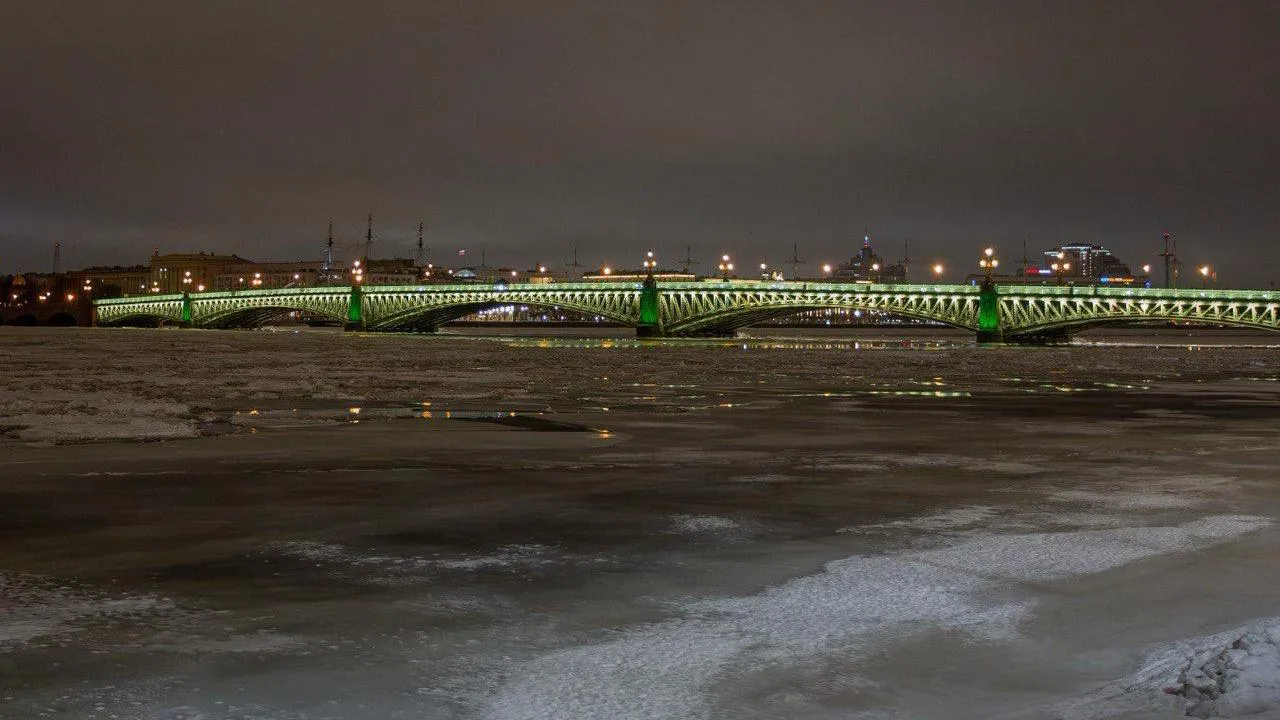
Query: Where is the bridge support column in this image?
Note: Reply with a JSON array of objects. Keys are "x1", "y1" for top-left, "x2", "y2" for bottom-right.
[
  {"x1": 975, "y1": 279, "x2": 1003, "y2": 343},
  {"x1": 344, "y1": 284, "x2": 365, "y2": 331},
  {"x1": 180, "y1": 292, "x2": 193, "y2": 329},
  {"x1": 635, "y1": 276, "x2": 664, "y2": 338}
]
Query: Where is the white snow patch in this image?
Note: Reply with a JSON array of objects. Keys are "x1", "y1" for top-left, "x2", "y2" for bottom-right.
[
  {"x1": 666, "y1": 515, "x2": 741, "y2": 534},
  {"x1": 262, "y1": 541, "x2": 557, "y2": 584},
  {"x1": 918, "y1": 516, "x2": 1272, "y2": 582},
  {"x1": 839, "y1": 505, "x2": 998, "y2": 534},
  {"x1": 483, "y1": 515, "x2": 1269, "y2": 720},
  {"x1": 0, "y1": 574, "x2": 179, "y2": 650}
]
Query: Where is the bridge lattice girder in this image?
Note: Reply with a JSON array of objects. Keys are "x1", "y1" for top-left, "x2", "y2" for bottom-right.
[
  {"x1": 996, "y1": 287, "x2": 1280, "y2": 337},
  {"x1": 93, "y1": 282, "x2": 1280, "y2": 336},
  {"x1": 191, "y1": 289, "x2": 351, "y2": 328},
  {"x1": 657, "y1": 284, "x2": 982, "y2": 334},
  {"x1": 361, "y1": 284, "x2": 640, "y2": 330},
  {"x1": 94, "y1": 297, "x2": 185, "y2": 325}
]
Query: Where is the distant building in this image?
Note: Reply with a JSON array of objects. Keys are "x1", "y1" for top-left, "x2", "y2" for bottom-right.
[
  {"x1": 149, "y1": 251, "x2": 251, "y2": 293},
  {"x1": 964, "y1": 242, "x2": 1150, "y2": 286},
  {"x1": 831, "y1": 236, "x2": 907, "y2": 284},
  {"x1": 1041, "y1": 244, "x2": 1136, "y2": 280},
  {"x1": 67, "y1": 266, "x2": 151, "y2": 297}
]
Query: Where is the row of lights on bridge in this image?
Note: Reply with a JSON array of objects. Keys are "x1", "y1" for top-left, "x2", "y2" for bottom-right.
[{"x1": 107, "y1": 247, "x2": 1219, "y2": 294}]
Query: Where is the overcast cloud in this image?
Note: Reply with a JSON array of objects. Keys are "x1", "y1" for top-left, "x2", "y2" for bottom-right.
[{"x1": 2, "y1": 1, "x2": 1277, "y2": 285}]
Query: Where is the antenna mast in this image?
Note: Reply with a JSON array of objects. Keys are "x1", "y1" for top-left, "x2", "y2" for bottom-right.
[
  {"x1": 416, "y1": 219, "x2": 426, "y2": 267},
  {"x1": 363, "y1": 212, "x2": 374, "y2": 265},
  {"x1": 787, "y1": 244, "x2": 805, "y2": 279},
  {"x1": 681, "y1": 244, "x2": 700, "y2": 273},
  {"x1": 565, "y1": 245, "x2": 583, "y2": 276},
  {"x1": 323, "y1": 220, "x2": 335, "y2": 283},
  {"x1": 53, "y1": 242, "x2": 61, "y2": 275},
  {"x1": 1159, "y1": 232, "x2": 1179, "y2": 288}
]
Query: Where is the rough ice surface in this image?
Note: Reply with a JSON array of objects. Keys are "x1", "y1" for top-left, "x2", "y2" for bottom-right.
[
  {"x1": 3, "y1": 326, "x2": 1280, "y2": 719},
  {"x1": 1062, "y1": 620, "x2": 1280, "y2": 719}
]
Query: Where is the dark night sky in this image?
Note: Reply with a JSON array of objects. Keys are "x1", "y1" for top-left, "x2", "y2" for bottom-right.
[{"x1": 2, "y1": 1, "x2": 1278, "y2": 285}]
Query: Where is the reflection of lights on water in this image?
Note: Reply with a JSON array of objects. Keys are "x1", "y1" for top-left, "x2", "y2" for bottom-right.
[
  {"x1": 597, "y1": 430, "x2": 612, "y2": 439},
  {"x1": 348, "y1": 407, "x2": 361, "y2": 415},
  {"x1": 248, "y1": 409, "x2": 260, "y2": 416}
]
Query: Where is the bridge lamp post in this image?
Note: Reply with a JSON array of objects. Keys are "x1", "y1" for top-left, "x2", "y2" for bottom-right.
[
  {"x1": 351, "y1": 260, "x2": 364, "y2": 285},
  {"x1": 719, "y1": 254, "x2": 734, "y2": 280},
  {"x1": 871, "y1": 262, "x2": 881, "y2": 283},
  {"x1": 1200, "y1": 265, "x2": 1212, "y2": 288},
  {"x1": 978, "y1": 247, "x2": 999, "y2": 281},
  {"x1": 643, "y1": 251, "x2": 657, "y2": 277},
  {"x1": 822, "y1": 263, "x2": 833, "y2": 278},
  {"x1": 1050, "y1": 252, "x2": 1071, "y2": 285},
  {"x1": 932, "y1": 263, "x2": 944, "y2": 282}
]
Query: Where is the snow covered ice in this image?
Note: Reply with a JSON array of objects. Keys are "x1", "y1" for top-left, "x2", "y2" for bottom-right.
[{"x1": 2, "y1": 325, "x2": 1280, "y2": 719}]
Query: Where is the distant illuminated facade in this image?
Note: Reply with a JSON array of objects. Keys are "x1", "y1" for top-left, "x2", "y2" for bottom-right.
[
  {"x1": 1041, "y1": 244, "x2": 1135, "y2": 280},
  {"x1": 832, "y1": 236, "x2": 907, "y2": 283},
  {"x1": 966, "y1": 243, "x2": 1149, "y2": 286}
]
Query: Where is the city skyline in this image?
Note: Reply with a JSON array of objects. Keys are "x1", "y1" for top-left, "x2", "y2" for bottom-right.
[{"x1": 3, "y1": 2, "x2": 1278, "y2": 286}]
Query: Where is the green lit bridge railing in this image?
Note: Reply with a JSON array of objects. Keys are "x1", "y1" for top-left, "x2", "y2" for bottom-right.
[{"x1": 93, "y1": 281, "x2": 1280, "y2": 342}]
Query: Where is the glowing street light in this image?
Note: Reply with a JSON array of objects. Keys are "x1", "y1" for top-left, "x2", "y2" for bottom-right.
[
  {"x1": 932, "y1": 263, "x2": 944, "y2": 281},
  {"x1": 602, "y1": 266, "x2": 612, "y2": 276},
  {"x1": 718, "y1": 254, "x2": 734, "y2": 280},
  {"x1": 1050, "y1": 251, "x2": 1072, "y2": 285},
  {"x1": 1200, "y1": 264, "x2": 1212, "y2": 287},
  {"x1": 1141, "y1": 263, "x2": 1152, "y2": 274},
  {"x1": 978, "y1": 247, "x2": 999, "y2": 280},
  {"x1": 642, "y1": 250, "x2": 657, "y2": 275}
]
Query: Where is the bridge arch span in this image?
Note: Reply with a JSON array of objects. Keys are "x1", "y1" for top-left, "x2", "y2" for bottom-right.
[
  {"x1": 998, "y1": 292, "x2": 1280, "y2": 339},
  {"x1": 363, "y1": 286, "x2": 641, "y2": 331},
  {"x1": 659, "y1": 286, "x2": 982, "y2": 336}
]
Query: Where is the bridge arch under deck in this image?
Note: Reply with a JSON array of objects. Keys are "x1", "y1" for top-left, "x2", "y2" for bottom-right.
[
  {"x1": 190, "y1": 291, "x2": 351, "y2": 329},
  {"x1": 659, "y1": 288, "x2": 982, "y2": 336},
  {"x1": 998, "y1": 292, "x2": 1280, "y2": 339},
  {"x1": 94, "y1": 299, "x2": 185, "y2": 326},
  {"x1": 362, "y1": 288, "x2": 642, "y2": 331}
]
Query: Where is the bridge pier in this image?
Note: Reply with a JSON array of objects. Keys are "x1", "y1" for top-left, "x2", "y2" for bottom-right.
[
  {"x1": 180, "y1": 292, "x2": 193, "y2": 329},
  {"x1": 344, "y1": 284, "x2": 365, "y2": 331},
  {"x1": 635, "y1": 276, "x2": 664, "y2": 338}
]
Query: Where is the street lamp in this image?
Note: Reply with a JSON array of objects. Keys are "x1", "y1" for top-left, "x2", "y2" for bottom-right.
[
  {"x1": 1200, "y1": 264, "x2": 1211, "y2": 288},
  {"x1": 978, "y1": 247, "x2": 999, "y2": 280},
  {"x1": 821, "y1": 263, "x2": 833, "y2": 277},
  {"x1": 642, "y1": 251, "x2": 657, "y2": 276},
  {"x1": 1141, "y1": 264, "x2": 1151, "y2": 274},
  {"x1": 932, "y1": 263, "x2": 944, "y2": 282},
  {"x1": 718, "y1": 254, "x2": 734, "y2": 280},
  {"x1": 871, "y1": 262, "x2": 881, "y2": 283},
  {"x1": 1050, "y1": 251, "x2": 1071, "y2": 285}
]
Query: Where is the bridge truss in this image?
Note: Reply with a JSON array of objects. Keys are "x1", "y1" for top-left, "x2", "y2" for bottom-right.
[{"x1": 94, "y1": 281, "x2": 1280, "y2": 341}]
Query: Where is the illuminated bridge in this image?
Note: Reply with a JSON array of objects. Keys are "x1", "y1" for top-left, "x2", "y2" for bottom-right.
[{"x1": 93, "y1": 281, "x2": 1280, "y2": 342}]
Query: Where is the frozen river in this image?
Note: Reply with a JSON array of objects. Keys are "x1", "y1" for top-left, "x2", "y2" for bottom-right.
[{"x1": 2, "y1": 326, "x2": 1280, "y2": 719}]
